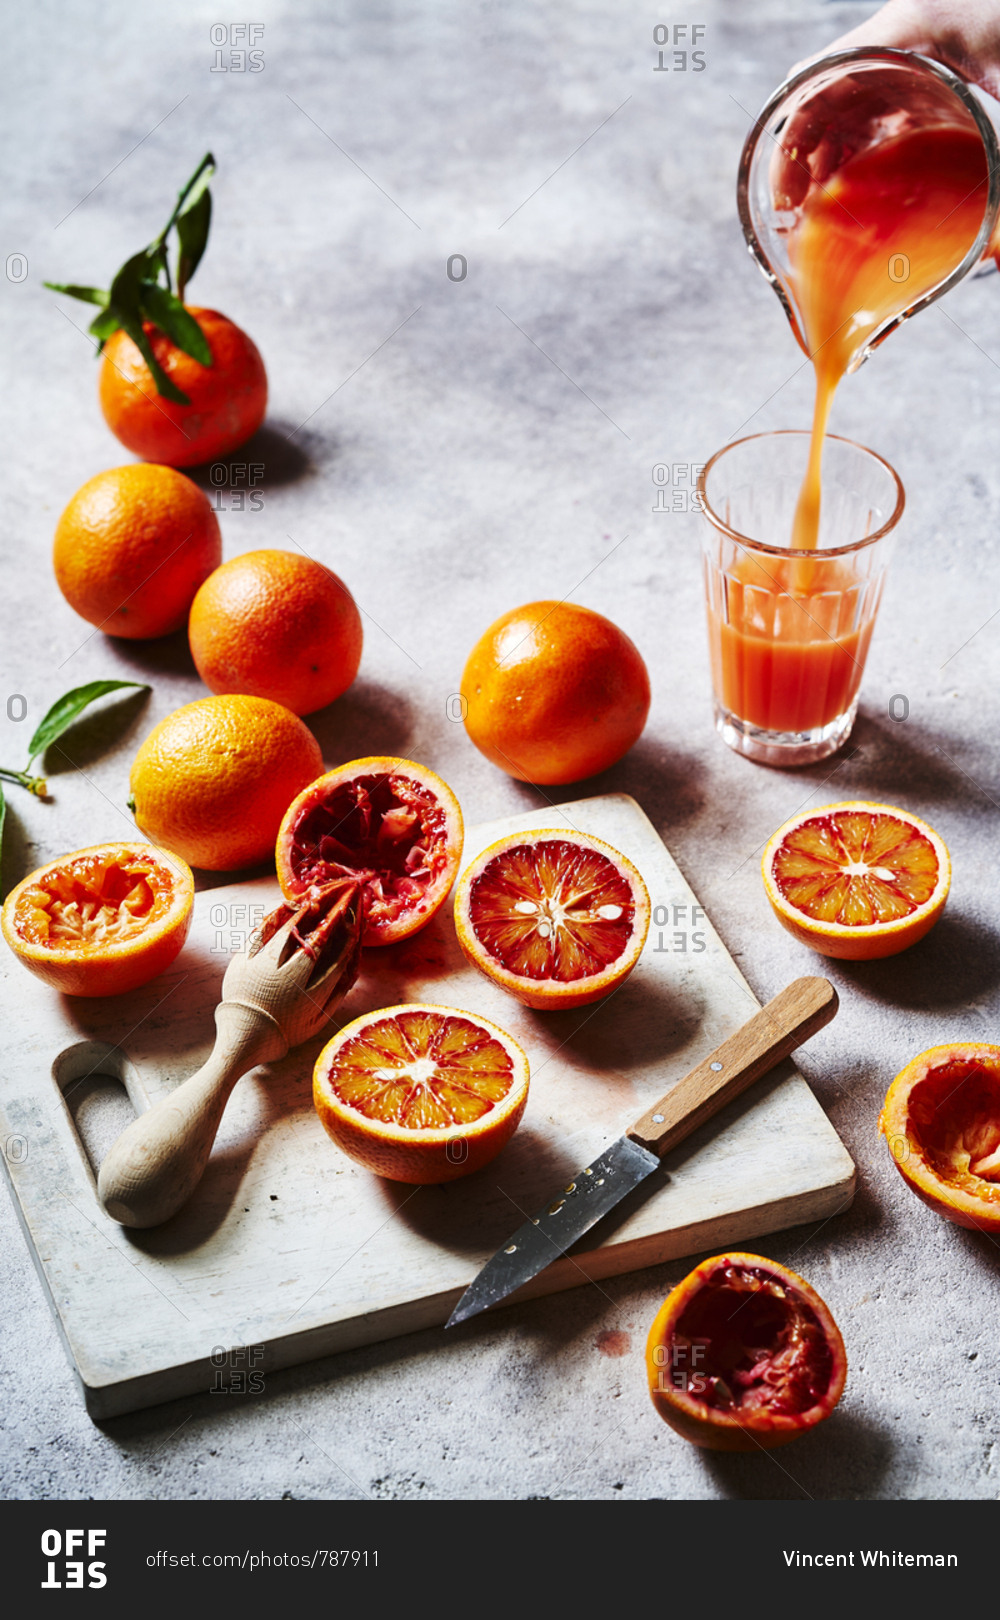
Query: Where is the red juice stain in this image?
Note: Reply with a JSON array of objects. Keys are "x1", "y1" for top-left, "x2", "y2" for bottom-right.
[{"x1": 595, "y1": 1329, "x2": 631, "y2": 1358}]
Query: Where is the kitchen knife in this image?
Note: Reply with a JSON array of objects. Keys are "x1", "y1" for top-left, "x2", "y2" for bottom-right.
[{"x1": 446, "y1": 975, "x2": 838, "y2": 1327}]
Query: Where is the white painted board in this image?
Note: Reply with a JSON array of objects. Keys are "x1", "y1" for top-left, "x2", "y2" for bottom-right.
[{"x1": 0, "y1": 793, "x2": 855, "y2": 1417}]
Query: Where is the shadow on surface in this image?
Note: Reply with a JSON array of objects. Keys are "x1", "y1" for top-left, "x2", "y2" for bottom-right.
[
  {"x1": 124, "y1": 1045, "x2": 321, "y2": 1257},
  {"x1": 307, "y1": 679, "x2": 413, "y2": 763},
  {"x1": 42, "y1": 685, "x2": 152, "y2": 775},
  {"x1": 184, "y1": 421, "x2": 315, "y2": 489},
  {"x1": 504, "y1": 738, "x2": 707, "y2": 835},
  {"x1": 814, "y1": 708, "x2": 998, "y2": 809},
  {"x1": 952, "y1": 1221, "x2": 1000, "y2": 1274},
  {"x1": 528, "y1": 970, "x2": 706, "y2": 1078},
  {"x1": 387, "y1": 1125, "x2": 588, "y2": 1259},
  {"x1": 64, "y1": 1071, "x2": 136, "y2": 1176},
  {"x1": 0, "y1": 800, "x2": 29, "y2": 899},
  {"x1": 102, "y1": 627, "x2": 199, "y2": 683},
  {"x1": 93, "y1": 1249, "x2": 638, "y2": 1462},
  {"x1": 836, "y1": 909, "x2": 1000, "y2": 1010},
  {"x1": 592, "y1": 736, "x2": 707, "y2": 832},
  {"x1": 194, "y1": 861, "x2": 279, "y2": 894},
  {"x1": 347, "y1": 909, "x2": 463, "y2": 999},
  {"x1": 702, "y1": 1406, "x2": 894, "y2": 1500}
]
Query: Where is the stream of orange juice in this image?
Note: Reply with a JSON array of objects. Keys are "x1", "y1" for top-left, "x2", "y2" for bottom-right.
[
  {"x1": 716, "y1": 123, "x2": 988, "y2": 735},
  {"x1": 789, "y1": 123, "x2": 988, "y2": 551}
]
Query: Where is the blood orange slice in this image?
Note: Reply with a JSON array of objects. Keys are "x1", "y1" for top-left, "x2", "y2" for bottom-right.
[
  {"x1": 454, "y1": 828, "x2": 650, "y2": 1010},
  {"x1": 646, "y1": 1253, "x2": 847, "y2": 1451},
  {"x1": 1, "y1": 841, "x2": 194, "y2": 997},
  {"x1": 879, "y1": 1043, "x2": 1000, "y2": 1233},
  {"x1": 313, "y1": 1003, "x2": 529, "y2": 1183},
  {"x1": 761, "y1": 801, "x2": 950, "y2": 960},
  {"x1": 276, "y1": 756, "x2": 463, "y2": 946}
]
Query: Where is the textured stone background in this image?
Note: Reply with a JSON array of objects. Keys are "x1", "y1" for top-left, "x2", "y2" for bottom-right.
[{"x1": 1, "y1": 0, "x2": 998, "y2": 1500}]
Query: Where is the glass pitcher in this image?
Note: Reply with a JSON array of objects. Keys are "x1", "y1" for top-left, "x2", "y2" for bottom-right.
[{"x1": 737, "y1": 45, "x2": 1000, "y2": 374}]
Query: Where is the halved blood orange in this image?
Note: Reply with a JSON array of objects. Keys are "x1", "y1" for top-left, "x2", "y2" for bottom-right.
[
  {"x1": 879, "y1": 1043, "x2": 1000, "y2": 1233},
  {"x1": 313, "y1": 1003, "x2": 529, "y2": 1183},
  {"x1": 453, "y1": 829, "x2": 650, "y2": 1010},
  {"x1": 276, "y1": 757, "x2": 463, "y2": 947},
  {"x1": 1, "y1": 841, "x2": 194, "y2": 997},
  {"x1": 761, "y1": 801, "x2": 950, "y2": 960},
  {"x1": 646, "y1": 1253, "x2": 848, "y2": 1451}
]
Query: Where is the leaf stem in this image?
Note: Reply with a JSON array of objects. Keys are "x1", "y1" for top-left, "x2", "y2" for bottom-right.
[{"x1": 0, "y1": 767, "x2": 48, "y2": 797}]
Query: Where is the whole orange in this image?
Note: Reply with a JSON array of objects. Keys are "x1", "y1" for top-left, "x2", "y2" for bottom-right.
[
  {"x1": 129, "y1": 695, "x2": 324, "y2": 871},
  {"x1": 99, "y1": 306, "x2": 267, "y2": 468},
  {"x1": 189, "y1": 550, "x2": 363, "y2": 716},
  {"x1": 460, "y1": 601, "x2": 651, "y2": 784},
  {"x1": 53, "y1": 464, "x2": 222, "y2": 640}
]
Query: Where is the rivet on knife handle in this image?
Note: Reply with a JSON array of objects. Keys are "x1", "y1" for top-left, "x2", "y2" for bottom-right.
[{"x1": 627, "y1": 976, "x2": 838, "y2": 1158}]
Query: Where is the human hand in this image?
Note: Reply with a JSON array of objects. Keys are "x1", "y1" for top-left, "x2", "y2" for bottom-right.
[
  {"x1": 829, "y1": 0, "x2": 1000, "y2": 100},
  {"x1": 769, "y1": 3, "x2": 1000, "y2": 210}
]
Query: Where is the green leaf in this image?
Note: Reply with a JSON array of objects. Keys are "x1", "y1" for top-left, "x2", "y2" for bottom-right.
[
  {"x1": 88, "y1": 306, "x2": 121, "y2": 346},
  {"x1": 139, "y1": 282, "x2": 212, "y2": 366},
  {"x1": 165, "y1": 154, "x2": 215, "y2": 239},
  {"x1": 117, "y1": 309, "x2": 190, "y2": 404},
  {"x1": 152, "y1": 153, "x2": 215, "y2": 275},
  {"x1": 43, "y1": 282, "x2": 110, "y2": 307},
  {"x1": 146, "y1": 241, "x2": 171, "y2": 292},
  {"x1": 115, "y1": 317, "x2": 189, "y2": 404},
  {"x1": 108, "y1": 248, "x2": 160, "y2": 311},
  {"x1": 106, "y1": 250, "x2": 190, "y2": 402},
  {"x1": 27, "y1": 681, "x2": 150, "y2": 764},
  {"x1": 176, "y1": 188, "x2": 212, "y2": 302},
  {"x1": 47, "y1": 154, "x2": 217, "y2": 400}
]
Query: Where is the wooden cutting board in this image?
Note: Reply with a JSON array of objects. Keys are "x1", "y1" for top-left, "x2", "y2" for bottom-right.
[{"x1": 0, "y1": 793, "x2": 855, "y2": 1417}]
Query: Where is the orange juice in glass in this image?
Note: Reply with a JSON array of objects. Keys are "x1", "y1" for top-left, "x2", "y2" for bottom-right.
[{"x1": 698, "y1": 431, "x2": 904, "y2": 766}]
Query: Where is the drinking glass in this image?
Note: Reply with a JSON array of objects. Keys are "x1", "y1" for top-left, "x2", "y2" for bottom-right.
[{"x1": 698, "y1": 431, "x2": 905, "y2": 767}]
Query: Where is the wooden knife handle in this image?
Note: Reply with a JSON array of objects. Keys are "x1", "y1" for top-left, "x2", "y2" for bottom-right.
[{"x1": 627, "y1": 976, "x2": 838, "y2": 1158}]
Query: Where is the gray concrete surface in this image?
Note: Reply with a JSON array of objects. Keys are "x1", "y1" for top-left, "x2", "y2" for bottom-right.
[{"x1": 1, "y1": 0, "x2": 999, "y2": 1501}]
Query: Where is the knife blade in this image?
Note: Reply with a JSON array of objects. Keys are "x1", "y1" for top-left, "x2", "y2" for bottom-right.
[{"x1": 446, "y1": 975, "x2": 838, "y2": 1327}]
